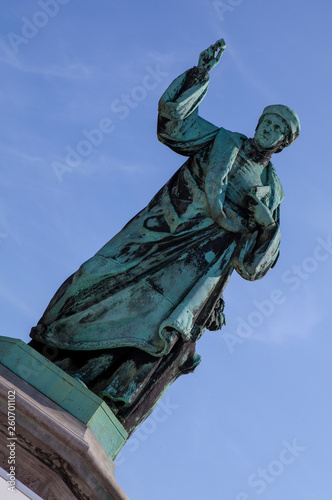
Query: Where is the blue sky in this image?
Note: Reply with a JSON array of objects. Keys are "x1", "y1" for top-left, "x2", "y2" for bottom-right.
[{"x1": 0, "y1": 1, "x2": 332, "y2": 499}]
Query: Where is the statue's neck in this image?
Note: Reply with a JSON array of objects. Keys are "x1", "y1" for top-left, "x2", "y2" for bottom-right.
[{"x1": 244, "y1": 139, "x2": 273, "y2": 167}]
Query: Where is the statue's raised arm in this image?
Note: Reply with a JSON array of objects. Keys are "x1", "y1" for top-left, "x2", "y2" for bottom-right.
[{"x1": 157, "y1": 39, "x2": 227, "y2": 156}]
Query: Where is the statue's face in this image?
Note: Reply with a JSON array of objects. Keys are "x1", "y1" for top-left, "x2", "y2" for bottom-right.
[{"x1": 254, "y1": 114, "x2": 288, "y2": 151}]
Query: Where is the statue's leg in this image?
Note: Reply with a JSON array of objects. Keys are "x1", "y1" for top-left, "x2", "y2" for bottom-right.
[
  {"x1": 109, "y1": 340, "x2": 201, "y2": 436},
  {"x1": 28, "y1": 338, "x2": 201, "y2": 437},
  {"x1": 28, "y1": 339, "x2": 116, "y2": 382}
]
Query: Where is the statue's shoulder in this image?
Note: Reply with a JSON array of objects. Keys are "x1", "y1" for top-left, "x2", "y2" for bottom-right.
[
  {"x1": 215, "y1": 126, "x2": 247, "y2": 148},
  {"x1": 206, "y1": 127, "x2": 248, "y2": 180}
]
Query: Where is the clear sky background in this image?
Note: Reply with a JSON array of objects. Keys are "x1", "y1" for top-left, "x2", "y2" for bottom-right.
[{"x1": 0, "y1": 1, "x2": 331, "y2": 499}]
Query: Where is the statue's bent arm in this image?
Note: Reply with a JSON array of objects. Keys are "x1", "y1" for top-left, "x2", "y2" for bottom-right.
[{"x1": 157, "y1": 67, "x2": 219, "y2": 156}]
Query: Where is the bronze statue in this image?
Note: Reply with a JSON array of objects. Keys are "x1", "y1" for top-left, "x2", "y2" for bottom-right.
[{"x1": 29, "y1": 39, "x2": 300, "y2": 436}]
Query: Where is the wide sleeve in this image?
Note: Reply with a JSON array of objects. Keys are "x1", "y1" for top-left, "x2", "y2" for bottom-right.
[
  {"x1": 157, "y1": 67, "x2": 219, "y2": 156},
  {"x1": 234, "y1": 202, "x2": 282, "y2": 281}
]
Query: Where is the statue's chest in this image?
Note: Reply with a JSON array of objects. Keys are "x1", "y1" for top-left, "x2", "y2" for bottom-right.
[{"x1": 226, "y1": 155, "x2": 270, "y2": 208}]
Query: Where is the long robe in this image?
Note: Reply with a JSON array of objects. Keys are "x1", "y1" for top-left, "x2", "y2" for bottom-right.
[
  {"x1": 29, "y1": 68, "x2": 285, "y2": 434},
  {"x1": 30, "y1": 68, "x2": 284, "y2": 360}
]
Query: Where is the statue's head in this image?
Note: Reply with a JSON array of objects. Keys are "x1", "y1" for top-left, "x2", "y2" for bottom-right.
[{"x1": 254, "y1": 105, "x2": 301, "y2": 153}]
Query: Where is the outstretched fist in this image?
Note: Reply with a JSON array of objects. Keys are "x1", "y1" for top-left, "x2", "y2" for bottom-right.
[{"x1": 198, "y1": 39, "x2": 226, "y2": 72}]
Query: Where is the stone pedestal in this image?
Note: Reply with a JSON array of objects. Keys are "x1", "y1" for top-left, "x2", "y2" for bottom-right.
[{"x1": 0, "y1": 337, "x2": 130, "y2": 500}]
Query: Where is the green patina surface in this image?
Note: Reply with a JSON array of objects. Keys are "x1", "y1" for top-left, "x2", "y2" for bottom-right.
[
  {"x1": 0, "y1": 336, "x2": 128, "y2": 459},
  {"x1": 26, "y1": 39, "x2": 301, "y2": 435}
]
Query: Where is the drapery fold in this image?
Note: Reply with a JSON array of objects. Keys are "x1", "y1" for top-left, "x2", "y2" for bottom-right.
[{"x1": 31, "y1": 67, "x2": 284, "y2": 357}]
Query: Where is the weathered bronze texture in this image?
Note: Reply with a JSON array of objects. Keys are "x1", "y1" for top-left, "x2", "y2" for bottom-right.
[{"x1": 30, "y1": 40, "x2": 300, "y2": 435}]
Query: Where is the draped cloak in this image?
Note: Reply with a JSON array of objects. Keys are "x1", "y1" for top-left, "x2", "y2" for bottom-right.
[{"x1": 30, "y1": 68, "x2": 284, "y2": 361}]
